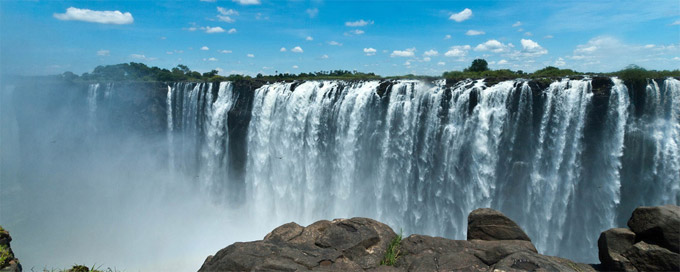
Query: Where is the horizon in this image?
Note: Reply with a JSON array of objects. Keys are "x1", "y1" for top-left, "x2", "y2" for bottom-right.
[{"x1": 1, "y1": 1, "x2": 679, "y2": 77}]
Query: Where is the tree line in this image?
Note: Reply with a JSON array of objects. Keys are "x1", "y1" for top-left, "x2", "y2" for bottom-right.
[{"x1": 60, "y1": 60, "x2": 678, "y2": 83}]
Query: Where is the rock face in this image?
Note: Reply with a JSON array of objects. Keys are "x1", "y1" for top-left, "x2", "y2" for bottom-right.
[
  {"x1": 598, "y1": 204, "x2": 680, "y2": 271},
  {"x1": 0, "y1": 226, "x2": 21, "y2": 272},
  {"x1": 199, "y1": 209, "x2": 593, "y2": 272},
  {"x1": 467, "y1": 208, "x2": 532, "y2": 242}
]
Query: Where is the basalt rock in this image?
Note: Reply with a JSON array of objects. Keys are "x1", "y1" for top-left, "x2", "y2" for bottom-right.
[
  {"x1": 627, "y1": 205, "x2": 680, "y2": 253},
  {"x1": 467, "y1": 208, "x2": 532, "y2": 242},
  {"x1": 199, "y1": 209, "x2": 595, "y2": 272},
  {"x1": 597, "y1": 204, "x2": 680, "y2": 271}
]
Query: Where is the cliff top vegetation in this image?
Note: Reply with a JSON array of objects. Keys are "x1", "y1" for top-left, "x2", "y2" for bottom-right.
[{"x1": 54, "y1": 60, "x2": 679, "y2": 85}]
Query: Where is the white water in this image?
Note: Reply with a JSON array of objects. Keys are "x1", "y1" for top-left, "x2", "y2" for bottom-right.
[{"x1": 2, "y1": 78, "x2": 678, "y2": 270}]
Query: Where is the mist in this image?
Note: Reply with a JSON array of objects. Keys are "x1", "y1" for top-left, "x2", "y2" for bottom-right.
[{"x1": 0, "y1": 78, "x2": 274, "y2": 271}]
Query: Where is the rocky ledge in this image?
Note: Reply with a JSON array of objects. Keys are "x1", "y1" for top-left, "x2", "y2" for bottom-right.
[
  {"x1": 0, "y1": 226, "x2": 21, "y2": 272},
  {"x1": 200, "y1": 205, "x2": 679, "y2": 272}
]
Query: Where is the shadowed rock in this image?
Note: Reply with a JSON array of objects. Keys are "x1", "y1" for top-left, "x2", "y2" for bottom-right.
[
  {"x1": 199, "y1": 209, "x2": 599, "y2": 271},
  {"x1": 627, "y1": 205, "x2": 680, "y2": 253},
  {"x1": 598, "y1": 228, "x2": 636, "y2": 271}
]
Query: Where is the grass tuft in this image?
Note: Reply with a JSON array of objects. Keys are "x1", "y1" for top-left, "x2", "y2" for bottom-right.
[{"x1": 381, "y1": 230, "x2": 402, "y2": 266}]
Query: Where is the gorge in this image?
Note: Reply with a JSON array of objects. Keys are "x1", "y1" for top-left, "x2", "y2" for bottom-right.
[{"x1": 1, "y1": 76, "x2": 678, "y2": 270}]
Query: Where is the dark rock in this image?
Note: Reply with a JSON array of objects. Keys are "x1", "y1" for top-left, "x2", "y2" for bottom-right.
[
  {"x1": 598, "y1": 228, "x2": 636, "y2": 271},
  {"x1": 468, "y1": 239, "x2": 537, "y2": 265},
  {"x1": 263, "y1": 222, "x2": 304, "y2": 242},
  {"x1": 627, "y1": 205, "x2": 680, "y2": 253},
  {"x1": 467, "y1": 208, "x2": 532, "y2": 242},
  {"x1": 0, "y1": 226, "x2": 21, "y2": 272},
  {"x1": 622, "y1": 241, "x2": 680, "y2": 272},
  {"x1": 199, "y1": 218, "x2": 396, "y2": 271},
  {"x1": 492, "y1": 251, "x2": 596, "y2": 272}
]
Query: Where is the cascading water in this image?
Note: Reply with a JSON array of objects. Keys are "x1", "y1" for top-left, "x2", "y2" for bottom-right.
[{"x1": 162, "y1": 77, "x2": 679, "y2": 263}]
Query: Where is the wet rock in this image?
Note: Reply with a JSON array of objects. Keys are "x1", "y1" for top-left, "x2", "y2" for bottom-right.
[
  {"x1": 598, "y1": 228, "x2": 636, "y2": 271},
  {"x1": 467, "y1": 208, "x2": 531, "y2": 242},
  {"x1": 627, "y1": 204, "x2": 680, "y2": 253}
]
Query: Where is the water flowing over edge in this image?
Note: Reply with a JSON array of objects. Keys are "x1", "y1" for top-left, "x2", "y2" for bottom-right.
[{"x1": 131, "y1": 78, "x2": 676, "y2": 262}]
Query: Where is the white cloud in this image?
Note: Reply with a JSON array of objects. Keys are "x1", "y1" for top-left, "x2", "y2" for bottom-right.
[
  {"x1": 644, "y1": 44, "x2": 655, "y2": 48},
  {"x1": 567, "y1": 36, "x2": 680, "y2": 71},
  {"x1": 328, "y1": 41, "x2": 342, "y2": 46},
  {"x1": 321, "y1": 54, "x2": 329, "y2": 59},
  {"x1": 228, "y1": 28, "x2": 237, "y2": 34},
  {"x1": 520, "y1": 39, "x2": 548, "y2": 56},
  {"x1": 424, "y1": 49, "x2": 438, "y2": 56},
  {"x1": 364, "y1": 48, "x2": 377, "y2": 56},
  {"x1": 306, "y1": 8, "x2": 318, "y2": 18},
  {"x1": 54, "y1": 7, "x2": 133, "y2": 24},
  {"x1": 673, "y1": 20, "x2": 680, "y2": 25},
  {"x1": 466, "y1": 30, "x2": 485, "y2": 36},
  {"x1": 404, "y1": 61, "x2": 411, "y2": 66},
  {"x1": 346, "y1": 29, "x2": 365, "y2": 35},
  {"x1": 445, "y1": 45, "x2": 471, "y2": 57},
  {"x1": 218, "y1": 7, "x2": 239, "y2": 15},
  {"x1": 444, "y1": 34, "x2": 451, "y2": 40},
  {"x1": 205, "y1": 57, "x2": 218, "y2": 61},
  {"x1": 280, "y1": 47, "x2": 287, "y2": 52},
  {"x1": 497, "y1": 59, "x2": 509, "y2": 65},
  {"x1": 437, "y1": 61, "x2": 446, "y2": 66},
  {"x1": 247, "y1": 53, "x2": 254, "y2": 58},
  {"x1": 554, "y1": 57, "x2": 566, "y2": 66},
  {"x1": 217, "y1": 7, "x2": 238, "y2": 22},
  {"x1": 449, "y1": 8, "x2": 472, "y2": 22},
  {"x1": 345, "y1": 19, "x2": 373, "y2": 27},
  {"x1": 291, "y1": 46, "x2": 303, "y2": 53},
  {"x1": 205, "y1": 26, "x2": 226, "y2": 33},
  {"x1": 129, "y1": 54, "x2": 156, "y2": 61},
  {"x1": 201, "y1": 46, "x2": 210, "y2": 51},
  {"x1": 524, "y1": 32, "x2": 533, "y2": 36},
  {"x1": 544, "y1": 35, "x2": 554, "y2": 39},
  {"x1": 292, "y1": 65, "x2": 299, "y2": 69},
  {"x1": 391, "y1": 48, "x2": 416, "y2": 57},
  {"x1": 306, "y1": 36, "x2": 313, "y2": 41},
  {"x1": 423, "y1": 57, "x2": 431, "y2": 62},
  {"x1": 217, "y1": 15, "x2": 235, "y2": 23},
  {"x1": 674, "y1": 57, "x2": 680, "y2": 60},
  {"x1": 166, "y1": 51, "x2": 173, "y2": 55},
  {"x1": 474, "y1": 39, "x2": 509, "y2": 53},
  {"x1": 512, "y1": 21, "x2": 522, "y2": 27},
  {"x1": 220, "y1": 50, "x2": 232, "y2": 54},
  {"x1": 255, "y1": 13, "x2": 269, "y2": 20},
  {"x1": 97, "y1": 49, "x2": 110, "y2": 56},
  {"x1": 232, "y1": 0, "x2": 260, "y2": 5}
]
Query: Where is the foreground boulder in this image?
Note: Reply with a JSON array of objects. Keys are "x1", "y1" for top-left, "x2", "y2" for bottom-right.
[
  {"x1": 627, "y1": 205, "x2": 680, "y2": 253},
  {"x1": 0, "y1": 226, "x2": 21, "y2": 272},
  {"x1": 199, "y1": 218, "x2": 397, "y2": 271},
  {"x1": 200, "y1": 209, "x2": 594, "y2": 271},
  {"x1": 598, "y1": 204, "x2": 680, "y2": 271},
  {"x1": 467, "y1": 208, "x2": 532, "y2": 242}
]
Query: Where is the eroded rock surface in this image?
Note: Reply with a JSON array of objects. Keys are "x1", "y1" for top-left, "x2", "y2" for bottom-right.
[
  {"x1": 598, "y1": 204, "x2": 680, "y2": 271},
  {"x1": 199, "y1": 209, "x2": 593, "y2": 272}
]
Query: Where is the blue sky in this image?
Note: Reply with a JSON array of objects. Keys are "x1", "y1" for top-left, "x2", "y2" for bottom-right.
[{"x1": 1, "y1": 0, "x2": 678, "y2": 76}]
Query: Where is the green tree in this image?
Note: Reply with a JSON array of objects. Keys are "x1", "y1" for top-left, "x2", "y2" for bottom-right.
[{"x1": 467, "y1": 59, "x2": 489, "y2": 72}]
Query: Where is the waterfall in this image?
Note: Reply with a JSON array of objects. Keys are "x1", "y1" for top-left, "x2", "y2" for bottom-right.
[
  {"x1": 87, "y1": 83, "x2": 100, "y2": 130},
  {"x1": 162, "y1": 77, "x2": 680, "y2": 263}
]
